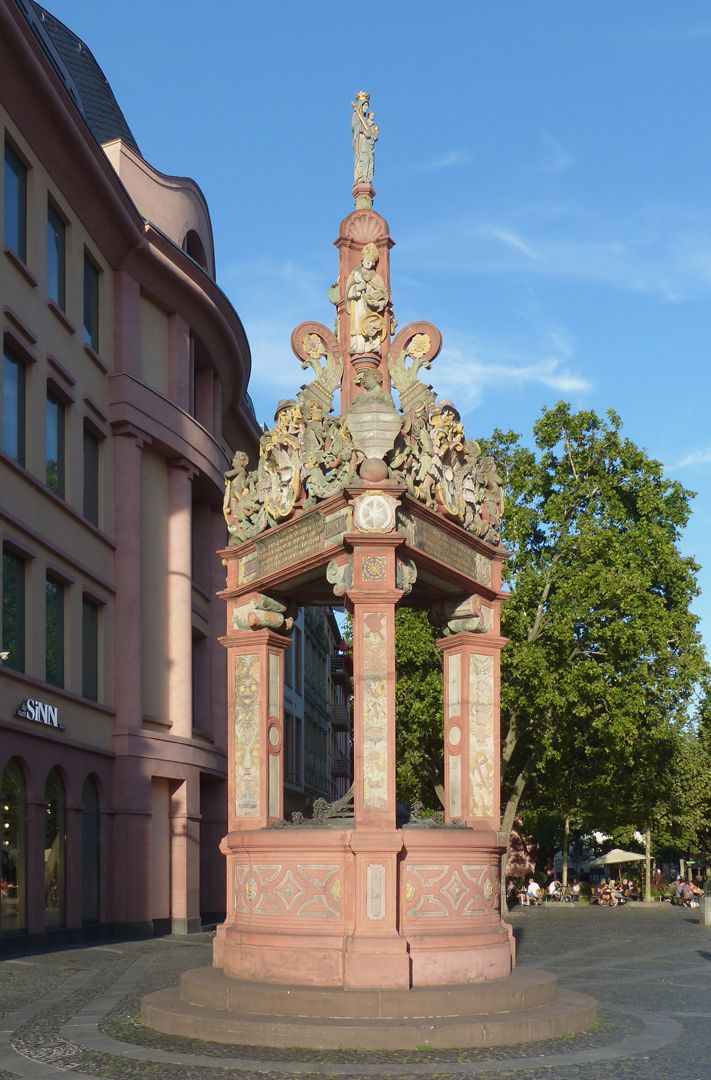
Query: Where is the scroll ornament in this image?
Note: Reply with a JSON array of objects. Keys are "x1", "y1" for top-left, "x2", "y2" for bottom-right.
[
  {"x1": 387, "y1": 327, "x2": 504, "y2": 545},
  {"x1": 233, "y1": 594, "x2": 297, "y2": 633},
  {"x1": 429, "y1": 596, "x2": 494, "y2": 636},
  {"x1": 223, "y1": 325, "x2": 359, "y2": 545}
]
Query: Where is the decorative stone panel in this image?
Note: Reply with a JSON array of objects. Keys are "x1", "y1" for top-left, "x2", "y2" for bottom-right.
[
  {"x1": 233, "y1": 862, "x2": 343, "y2": 919},
  {"x1": 403, "y1": 862, "x2": 499, "y2": 920}
]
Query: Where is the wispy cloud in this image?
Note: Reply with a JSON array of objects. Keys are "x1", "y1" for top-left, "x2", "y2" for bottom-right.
[
  {"x1": 480, "y1": 225, "x2": 540, "y2": 260},
  {"x1": 536, "y1": 133, "x2": 573, "y2": 176},
  {"x1": 399, "y1": 201, "x2": 711, "y2": 302},
  {"x1": 416, "y1": 150, "x2": 471, "y2": 171},
  {"x1": 426, "y1": 327, "x2": 592, "y2": 414},
  {"x1": 669, "y1": 448, "x2": 711, "y2": 470}
]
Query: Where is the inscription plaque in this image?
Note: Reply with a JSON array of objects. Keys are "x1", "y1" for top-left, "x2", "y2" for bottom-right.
[
  {"x1": 238, "y1": 507, "x2": 351, "y2": 585},
  {"x1": 400, "y1": 511, "x2": 492, "y2": 587}
]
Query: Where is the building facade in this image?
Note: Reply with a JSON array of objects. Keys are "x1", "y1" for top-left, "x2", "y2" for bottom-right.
[
  {"x1": 0, "y1": 0, "x2": 260, "y2": 944},
  {"x1": 282, "y1": 608, "x2": 352, "y2": 817}
]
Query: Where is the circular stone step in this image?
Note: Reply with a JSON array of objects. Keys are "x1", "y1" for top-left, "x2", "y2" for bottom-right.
[
  {"x1": 179, "y1": 965, "x2": 559, "y2": 1018},
  {"x1": 141, "y1": 969, "x2": 597, "y2": 1050}
]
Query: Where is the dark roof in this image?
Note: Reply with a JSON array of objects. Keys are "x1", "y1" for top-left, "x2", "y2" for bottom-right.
[{"x1": 29, "y1": 2, "x2": 141, "y2": 155}]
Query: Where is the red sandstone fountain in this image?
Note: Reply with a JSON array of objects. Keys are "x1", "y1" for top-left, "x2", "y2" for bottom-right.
[{"x1": 142, "y1": 93, "x2": 596, "y2": 1049}]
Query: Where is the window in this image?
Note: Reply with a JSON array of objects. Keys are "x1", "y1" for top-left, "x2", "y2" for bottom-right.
[
  {"x1": 83, "y1": 252, "x2": 99, "y2": 351},
  {"x1": 0, "y1": 759, "x2": 27, "y2": 934},
  {"x1": 46, "y1": 202, "x2": 66, "y2": 310},
  {"x1": 82, "y1": 596, "x2": 99, "y2": 701},
  {"x1": 284, "y1": 712, "x2": 302, "y2": 786},
  {"x1": 294, "y1": 626, "x2": 303, "y2": 695},
  {"x1": 2, "y1": 548, "x2": 25, "y2": 672},
  {"x1": 3, "y1": 142, "x2": 27, "y2": 261},
  {"x1": 83, "y1": 424, "x2": 99, "y2": 525},
  {"x1": 2, "y1": 345, "x2": 26, "y2": 464},
  {"x1": 44, "y1": 769, "x2": 66, "y2": 928},
  {"x1": 45, "y1": 575, "x2": 64, "y2": 688},
  {"x1": 45, "y1": 391, "x2": 65, "y2": 497}
]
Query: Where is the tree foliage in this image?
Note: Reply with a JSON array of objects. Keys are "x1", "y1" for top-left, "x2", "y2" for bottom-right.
[
  {"x1": 394, "y1": 608, "x2": 443, "y2": 807},
  {"x1": 392, "y1": 403, "x2": 707, "y2": 859},
  {"x1": 482, "y1": 403, "x2": 707, "y2": 855}
]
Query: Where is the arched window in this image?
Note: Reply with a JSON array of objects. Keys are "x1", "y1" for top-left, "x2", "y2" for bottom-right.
[
  {"x1": 1, "y1": 759, "x2": 26, "y2": 933},
  {"x1": 44, "y1": 769, "x2": 66, "y2": 928},
  {"x1": 182, "y1": 229, "x2": 208, "y2": 270},
  {"x1": 81, "y1": 776, "x2": 100, "y2": 924}
]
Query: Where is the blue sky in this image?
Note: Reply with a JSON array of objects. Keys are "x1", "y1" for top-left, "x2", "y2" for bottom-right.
[{"x1": 49, "y1": 1, "x2": 711, "y2": 651}]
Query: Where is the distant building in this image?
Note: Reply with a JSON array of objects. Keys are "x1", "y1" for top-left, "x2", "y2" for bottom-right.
[
  {"x1": 282, "y1": 608, "x2": 352, "y2": 817},
  {"x1": 0, "y1": 1, "x2": 259, "y2": 945}
]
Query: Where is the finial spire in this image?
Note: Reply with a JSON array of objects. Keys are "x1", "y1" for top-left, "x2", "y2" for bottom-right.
[{"x1": 351, "y1": 91, "x2": 378, "y2": 209}]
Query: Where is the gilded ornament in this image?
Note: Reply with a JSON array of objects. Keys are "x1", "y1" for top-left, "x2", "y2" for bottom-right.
[
  {"x1": 408, "y1": 333, "x2": 431, "y2": 360},
  {"x1": 302, "y1": 332, "x2": 326, "y2": 361}
]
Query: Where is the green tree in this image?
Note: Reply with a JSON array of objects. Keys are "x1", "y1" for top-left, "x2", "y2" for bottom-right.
[
  {"x1": 395, "y1": 608, "x2": 443, "y2": 808},
  {"x1": 483, "y1": 403, "x2": 707, "y2": 891}
]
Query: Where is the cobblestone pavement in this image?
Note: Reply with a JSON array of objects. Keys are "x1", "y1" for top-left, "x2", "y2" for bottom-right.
[{"x1": 0, "y1": 904, "x2": 709, "y2": 1079}]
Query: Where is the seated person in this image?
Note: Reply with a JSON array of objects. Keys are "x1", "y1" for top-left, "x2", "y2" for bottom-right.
[
  {"x1": 680, "y1": 881, "x2": 694, "y2": 907},
  {"x1": 599, "y1": 879, "x2": 616, "y2": 906},
  {"x1": 548, "y1": 878, "x2": 563, "y2": 901},
  {"x1": 526, "y1": 878, "x2": 542, "y2": 905}
]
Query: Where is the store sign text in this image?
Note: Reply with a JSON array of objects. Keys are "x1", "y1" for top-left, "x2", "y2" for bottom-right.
[{"x1": 15, "y1": 698, "x2": 63, "y2": 730}]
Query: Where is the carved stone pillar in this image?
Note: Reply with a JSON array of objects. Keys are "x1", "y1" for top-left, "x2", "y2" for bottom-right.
[
  {"x1": 222, "y1": 594, "x2": 293, "y2": 831},
  {"x1": 343, "y1": 531, "x2": 409, "y2": 988},
  {"x1": 437, "y1": 629, "x2": 506, "y2": 831}
]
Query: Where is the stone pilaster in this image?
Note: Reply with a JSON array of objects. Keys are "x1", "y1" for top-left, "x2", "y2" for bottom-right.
[
  {"x1": 343, "y1": 531, "x2": 409, "y2": 989},
  {"x1": 437, "y1": 632, "x2": 506, "y2": 831},
  {"x1": 166, "y1": 458, "x2": 195, "y2": 739},
  {"x1": 221, "y1": 627, "x2": 291, "y2": 832}
]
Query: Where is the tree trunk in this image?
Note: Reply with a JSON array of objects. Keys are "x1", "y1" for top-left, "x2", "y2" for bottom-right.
[
  {"x1": 562, "y1": 814, "x2": 570, "y2": 888},
  {"x1": 644, "y1": 827, "x2": 652, "y2": 903},
  {"x1": 499, "y1": 748, "x2": 542, "y2": 914}
]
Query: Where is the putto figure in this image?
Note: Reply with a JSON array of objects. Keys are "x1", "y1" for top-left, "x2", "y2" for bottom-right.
[{"x1": 352, "y1": 90, "x2": 378, "y2": 185}]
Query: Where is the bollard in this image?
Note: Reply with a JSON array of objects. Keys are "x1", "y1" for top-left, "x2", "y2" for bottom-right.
[{"x1": 701, "y1": 894, "x2": 711, "y2": 928}]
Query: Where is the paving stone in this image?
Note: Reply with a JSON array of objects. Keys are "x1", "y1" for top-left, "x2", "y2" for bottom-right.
[{"x1": 0, "y1": 905, "x2": 708, "y2": 1078}]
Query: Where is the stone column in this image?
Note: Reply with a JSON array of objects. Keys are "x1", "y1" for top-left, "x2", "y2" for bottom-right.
[
  {"x1": 110, "y1": 759, "x2": 152, "y2": 932},
  {"x1": 112, "y1": 425, "x2": 146, "y2": 731},
  {"x1": 343, "y1": 532, "x2": 409, "y2": 989},
  {"x1": 65, "y1": 803, "x2": 83, "y2": 929},
  {"x1": 437, "y1": 631, "x2": 506, "y2": 831},
  {"x1": 166, "y1": 458, "x2": 195, "y2": 739},
  {"x1": 169, "y1": 777, "x2": 202, "y2": 935},
  {"x1": 25, "y1": 797, "x2": 47, "y2": 934},
  {"x1": 222, "y1": 621, "x2": 291, "y2": 832}
]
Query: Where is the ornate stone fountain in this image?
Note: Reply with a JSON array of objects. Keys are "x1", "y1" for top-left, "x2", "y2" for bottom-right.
[{"x1": 142, "y1": 94, "x2": 596, "y2": 1049}]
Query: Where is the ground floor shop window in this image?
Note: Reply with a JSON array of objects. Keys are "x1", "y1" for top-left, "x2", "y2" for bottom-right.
[
  {"x1": 1, "y1": 759, "x2": 26, "y2": 932},
  {"x1": 81, "y1": 776, "x2": 100, "y2": 924},
  {"x1": 44, "y1": 769, "x2": 66, "y2": 928}
]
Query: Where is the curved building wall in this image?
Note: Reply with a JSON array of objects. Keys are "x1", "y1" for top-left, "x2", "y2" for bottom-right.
[{"x1": 0, "y1": 0, "x2": 260, "y2": 944}]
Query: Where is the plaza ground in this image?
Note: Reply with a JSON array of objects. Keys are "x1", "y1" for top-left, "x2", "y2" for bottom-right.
[{"x1": 0, "y1": 903, "x2": 709, "y2": 1079}]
